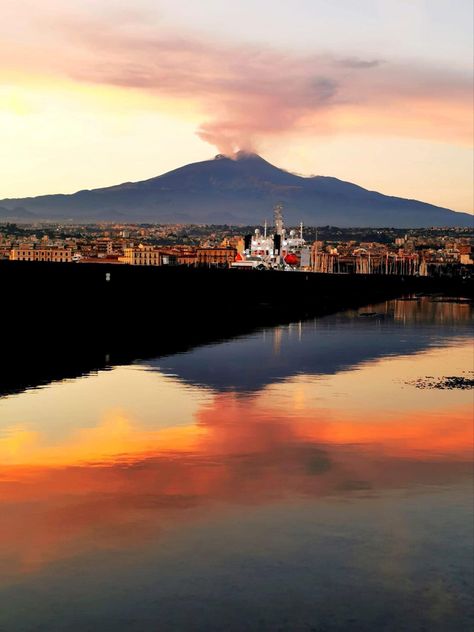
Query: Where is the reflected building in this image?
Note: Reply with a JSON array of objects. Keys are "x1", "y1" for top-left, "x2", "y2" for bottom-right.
[{"x1": 393, "y1": 296, "x2": 472, "y2": 324}]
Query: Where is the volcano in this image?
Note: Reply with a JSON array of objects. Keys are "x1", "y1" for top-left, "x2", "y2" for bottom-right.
[{"x1": 0, "y1": 151, "x2": 471, "y2": 227}]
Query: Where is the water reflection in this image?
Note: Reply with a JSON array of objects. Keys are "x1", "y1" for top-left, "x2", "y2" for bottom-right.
[
  {"x1": 147, "y1": 297, "x2": 472, "y2": 392},
  {"x1": 0, "y1": 298, "x2": 472, "y2": 631}
]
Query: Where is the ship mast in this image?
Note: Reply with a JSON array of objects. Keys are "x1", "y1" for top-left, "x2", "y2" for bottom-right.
[
  {"x1": 273, "y1": 203, "x2": 284, "y2": 264},
  {"x1": 274, "y1": 203, "x2": 284, "y2": 236}
]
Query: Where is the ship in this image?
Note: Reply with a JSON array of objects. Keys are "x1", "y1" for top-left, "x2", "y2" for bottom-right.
[{"x1": 231, "y1": 204, "x2": 311, "y2": 270}]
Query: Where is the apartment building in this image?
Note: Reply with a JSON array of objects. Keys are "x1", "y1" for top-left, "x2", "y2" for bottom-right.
[{"x1": 10, "y1": 247, "x2": 74, "y2": 263}]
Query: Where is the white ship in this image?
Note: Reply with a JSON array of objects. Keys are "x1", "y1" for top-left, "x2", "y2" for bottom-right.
[{"x1": 232, "y1": 204, "x2": 311, "y2": 270}]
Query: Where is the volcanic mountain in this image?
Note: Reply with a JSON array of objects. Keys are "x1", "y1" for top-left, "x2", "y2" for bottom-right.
[{"x1": 0, "y1": 152, "x2": 471, "y2": 227}]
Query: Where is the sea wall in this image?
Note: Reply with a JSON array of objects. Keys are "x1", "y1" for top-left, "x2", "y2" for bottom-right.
[{"x1": 2, "y1": 259, "x2": 471, "y2": 333}]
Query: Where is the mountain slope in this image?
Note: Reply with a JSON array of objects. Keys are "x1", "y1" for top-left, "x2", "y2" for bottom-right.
[
  {"x1": 0, "y1": 206, "x2": 37, "y2": 220},
  {"x1": 0, "y1": 152, "x2": 471, "y2": 227}
]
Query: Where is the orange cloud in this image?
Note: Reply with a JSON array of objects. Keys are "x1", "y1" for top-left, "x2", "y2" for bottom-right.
[{"x1": 1, "y1": 3, "x2": 472, "y2": 154}]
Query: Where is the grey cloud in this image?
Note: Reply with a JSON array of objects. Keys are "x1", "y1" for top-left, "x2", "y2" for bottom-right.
[{"x1": 339, "y1": 57, "x2": 384, "y2": 69}]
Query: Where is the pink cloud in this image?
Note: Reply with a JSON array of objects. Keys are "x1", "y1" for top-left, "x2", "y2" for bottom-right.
[{"x1": 1, "y1": 2, "x2": 472, "y2": 153}]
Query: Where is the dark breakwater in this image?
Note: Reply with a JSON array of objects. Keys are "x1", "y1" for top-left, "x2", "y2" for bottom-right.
[{"x1": 0, "y1": 260, "x2": 471, "y2": 396}]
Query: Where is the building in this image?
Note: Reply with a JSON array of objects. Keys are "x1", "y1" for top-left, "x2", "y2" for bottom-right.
[
  {"x1": 196, "y1": 247, "x2": 237, "y2": 266},
  {"x1": 119, "y1": 244, "x2": 228, "y2": 267},
  {"x1": 96, "y1": 239, "x2": 114, "y2": 255},
  {"x1": 10, "y1": 247, "x2": 74, "y2": 263},
  {"x1": 458, "y1": 244, "x2": 474, "y2": 265},
  {"x1": 164, "y1": 247, "x2": 197, "y2": 266},
  {"x1": 119, "y1": 244, "x2": 163, "y2": 266}
]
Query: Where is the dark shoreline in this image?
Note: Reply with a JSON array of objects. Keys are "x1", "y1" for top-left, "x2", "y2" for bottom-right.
[{"x1": 1, "y1": 261, "x2": 471, "y2": 397}]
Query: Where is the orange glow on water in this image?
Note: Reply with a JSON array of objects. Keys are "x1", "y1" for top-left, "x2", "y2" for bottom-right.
[
  {"x1": 0, "y1": 392, "x2": 472, "y2": 575},
  {"x1": 1, "y1": 397, "x2": 471, "y2": 470},
  {"x1": 0, "y1": 412, "x2": 202, "y2": 467}
]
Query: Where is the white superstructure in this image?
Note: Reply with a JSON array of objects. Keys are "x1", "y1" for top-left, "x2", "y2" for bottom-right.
[{"x1": 232, "y1": 204, "x2": 310, "y2": 270}]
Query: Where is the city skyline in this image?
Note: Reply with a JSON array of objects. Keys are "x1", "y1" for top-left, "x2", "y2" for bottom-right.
[{"x1": 1, "y1": 0, "x2": 473, "y2": 213}]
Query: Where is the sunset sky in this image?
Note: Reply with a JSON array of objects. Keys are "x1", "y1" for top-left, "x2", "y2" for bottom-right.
[{"x1": 1, "y1": 0, "x2": 473, "y2": 212}]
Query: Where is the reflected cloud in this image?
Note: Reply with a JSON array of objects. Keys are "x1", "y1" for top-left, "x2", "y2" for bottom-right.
[{"x1": 1, "y1": 388, "x2": 471, "y2": 577}]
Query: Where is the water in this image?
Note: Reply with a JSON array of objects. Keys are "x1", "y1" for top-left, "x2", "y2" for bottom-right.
[{"x1": 0, "y1": 298, "x2": 472, "y2": 631}]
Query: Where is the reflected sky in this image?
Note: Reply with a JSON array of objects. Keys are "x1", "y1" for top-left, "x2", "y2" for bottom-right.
[{"x1": 0, "y1": 298, "x2": 472, "y2": 631}]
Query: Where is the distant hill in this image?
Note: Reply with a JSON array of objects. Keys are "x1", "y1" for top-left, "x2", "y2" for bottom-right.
[
  {"x1": 0, "y1": 152, "x2": 471, "y2": 227},
  {"x1": 0, "y1": 206, "x2": 37, "y2": 220}
]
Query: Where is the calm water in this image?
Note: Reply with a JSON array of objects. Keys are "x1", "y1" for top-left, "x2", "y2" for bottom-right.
[{"x1": 0, "y1": 298, "x2": 473, "y2": 631}]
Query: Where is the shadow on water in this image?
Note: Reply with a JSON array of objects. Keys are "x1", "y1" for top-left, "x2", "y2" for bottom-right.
[{"x1": 0, "y1": 260, "x2": 472, "y2": 397}]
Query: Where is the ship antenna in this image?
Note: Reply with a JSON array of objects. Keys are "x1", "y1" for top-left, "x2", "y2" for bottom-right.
[{"x1": 274, "y1": 203, "x2": 284, "y2": 236}]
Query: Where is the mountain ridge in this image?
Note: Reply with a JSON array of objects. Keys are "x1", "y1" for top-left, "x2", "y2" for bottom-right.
[{"x1": 0, "y1": 152, "x2": 471, "y2": 227}]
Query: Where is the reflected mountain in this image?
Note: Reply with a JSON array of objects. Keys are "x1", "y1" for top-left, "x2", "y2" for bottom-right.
[
  {"x1": 142, "y1": 298, "x2": 473, "y2": 392},
  {"x1": 0, "y1": 297, "x2": 471, "y2": 399},
  {"x1": 1, "y1": 296, "x2": 472, "y2": 632}
]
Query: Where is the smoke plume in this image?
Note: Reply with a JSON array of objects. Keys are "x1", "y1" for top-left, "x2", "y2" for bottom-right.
[{"x1": 1, "y1": 2, "x2": 472, "y2": 152}]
